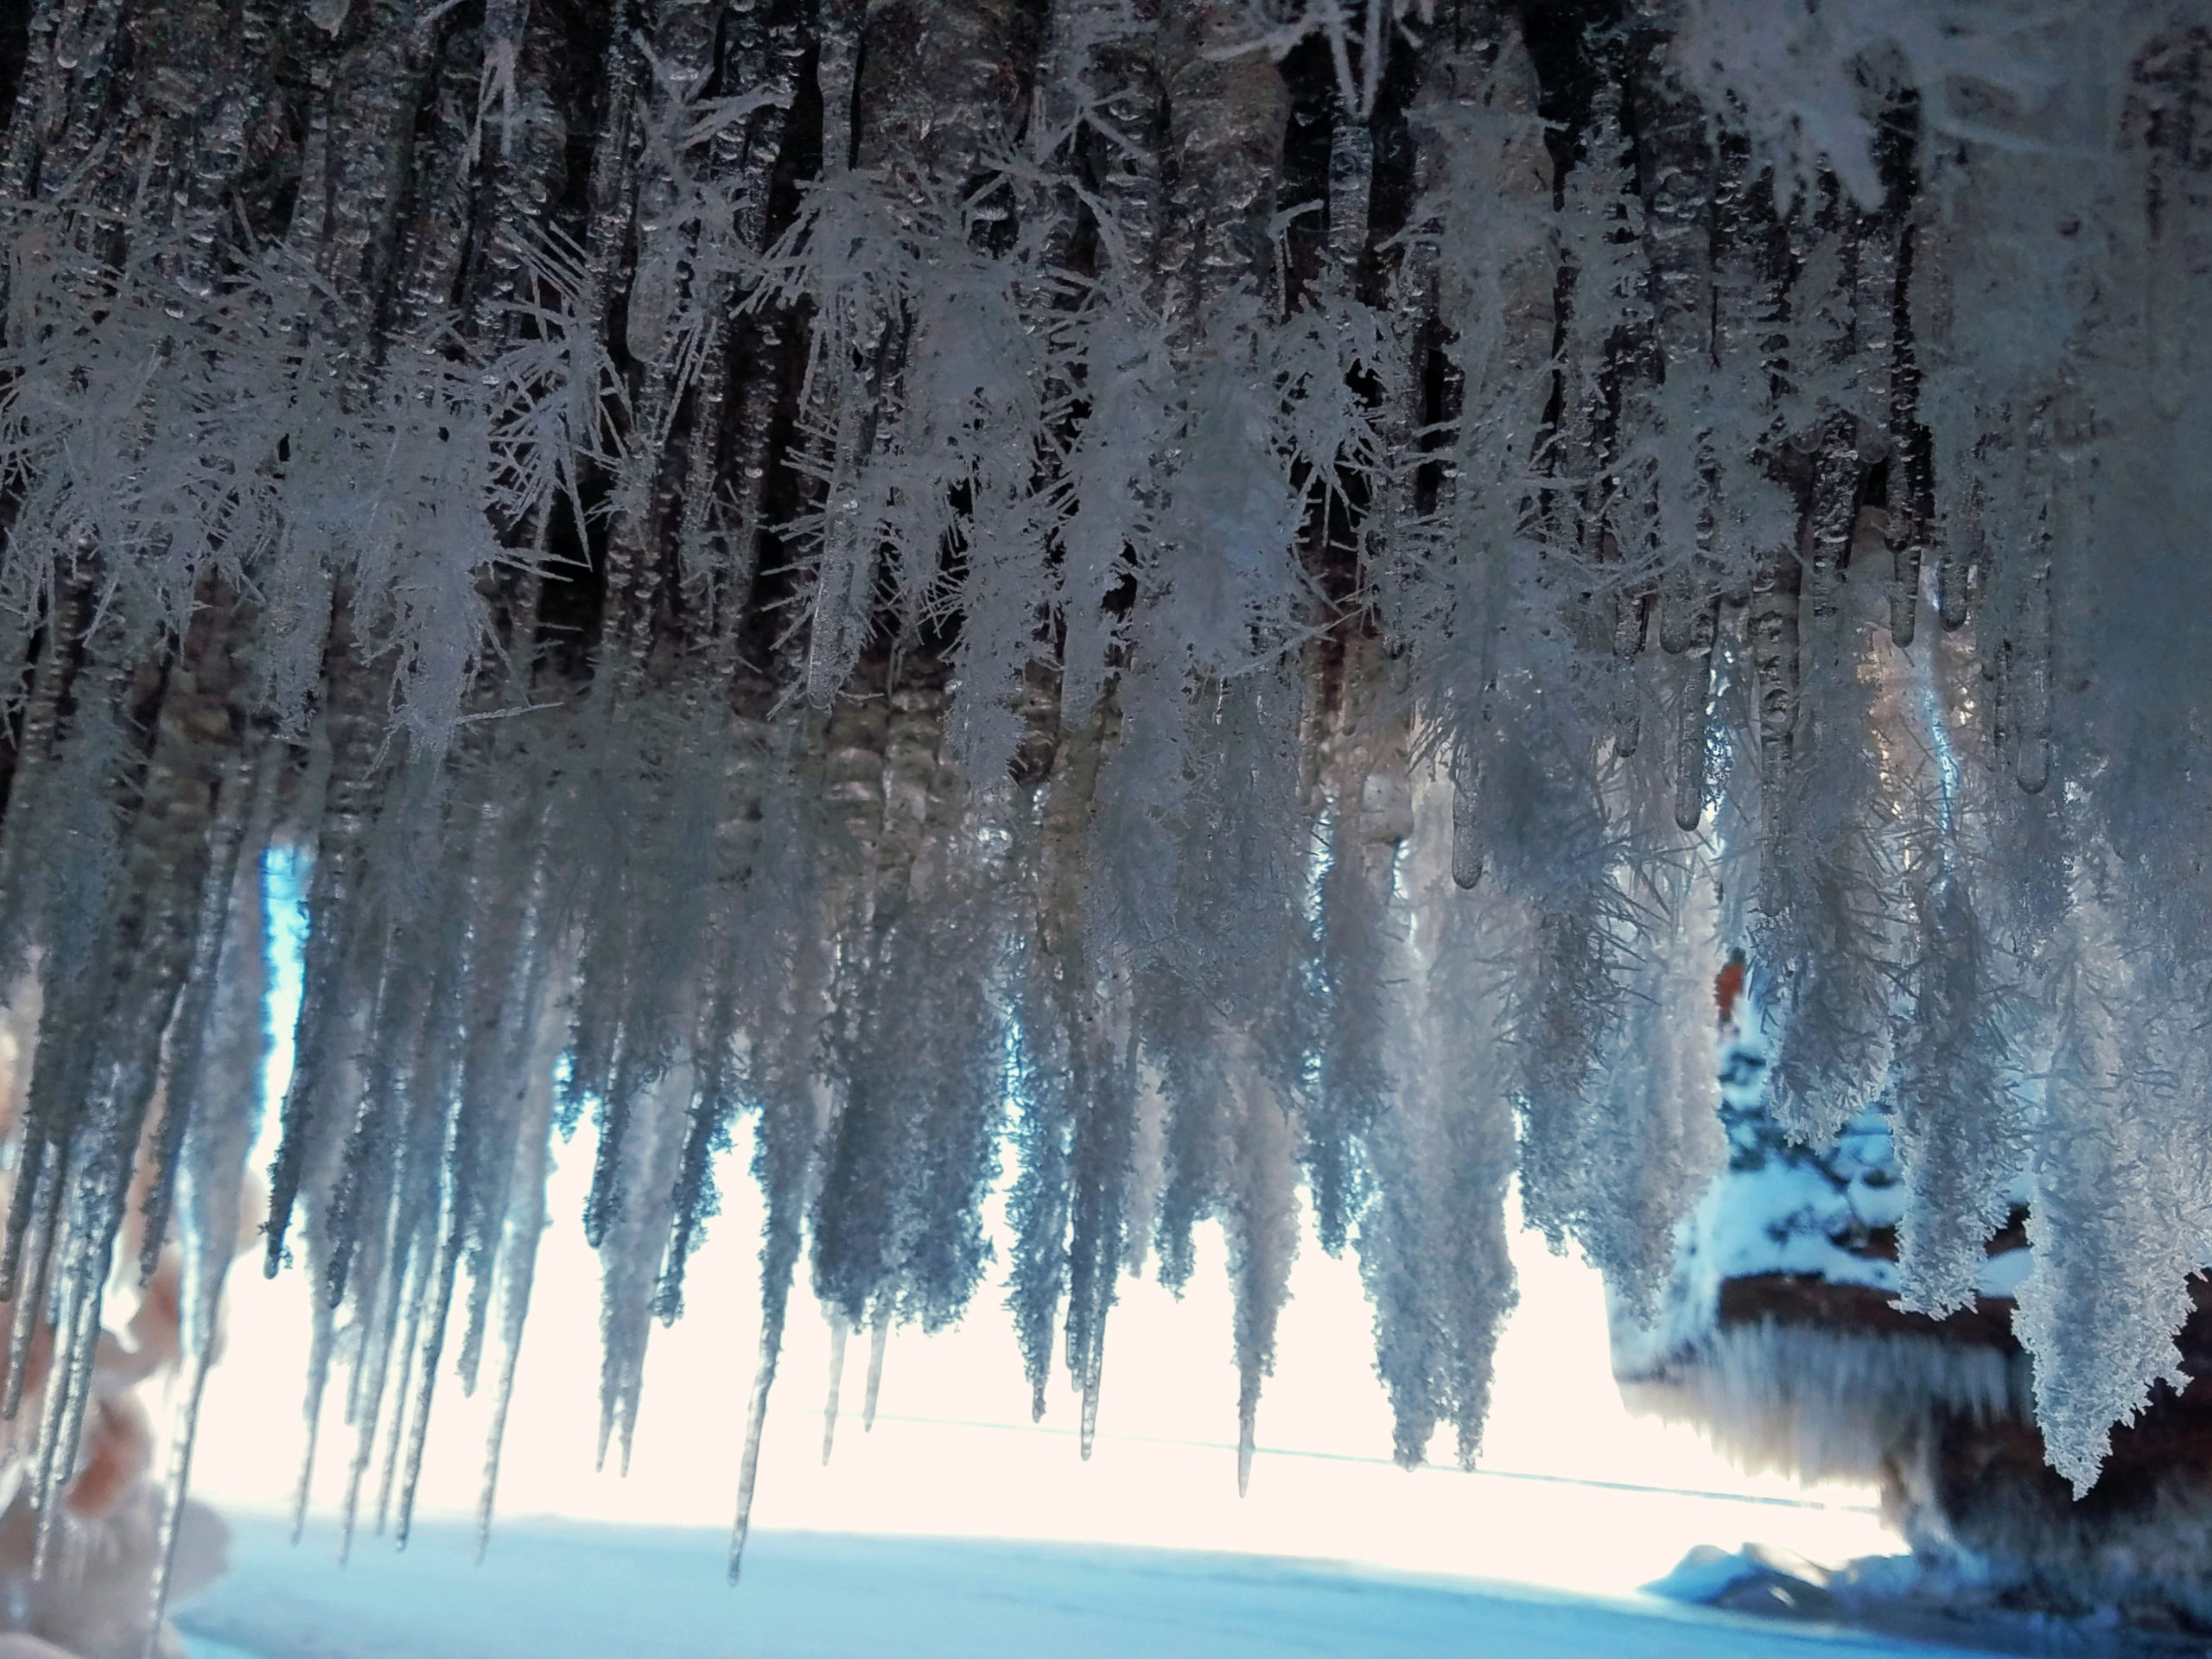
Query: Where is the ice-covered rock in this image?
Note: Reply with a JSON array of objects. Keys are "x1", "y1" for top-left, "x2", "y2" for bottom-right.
[{"x1": 1619, "y1": 991, "x2": 2212, "y2": 1637}]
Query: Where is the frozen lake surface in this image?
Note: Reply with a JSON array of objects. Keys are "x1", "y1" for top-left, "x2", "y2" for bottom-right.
[{"x1": 174, "y1": 1516, "x2": 2007, "y2": 1659}]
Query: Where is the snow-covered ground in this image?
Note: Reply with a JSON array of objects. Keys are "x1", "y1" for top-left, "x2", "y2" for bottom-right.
[{"x1": 175, "y1": 1518, "x2": 1999, "y2": 1659}]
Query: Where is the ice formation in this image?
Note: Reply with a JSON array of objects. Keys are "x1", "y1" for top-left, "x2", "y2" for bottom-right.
[
  {"x1": 0, "y1": 0, "x2": 2202, "y2": 1613},
  {"x1": 1616, "y1": 1006, "x2": 2212, "y2": 1629},
  {"x1": 1611, "y1": 1002, "x2": 2037, "y2": 1489}
]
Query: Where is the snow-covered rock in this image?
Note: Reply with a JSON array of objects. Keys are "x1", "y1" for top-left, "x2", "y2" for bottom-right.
[{"x1": 1618, "y1": 995, "x2": 2212, "y2": 1637}]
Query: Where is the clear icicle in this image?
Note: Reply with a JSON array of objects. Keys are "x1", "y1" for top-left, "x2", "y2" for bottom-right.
[
  {"x1": 474, "y1": 966, "x2": 563, "y2": 1562},
  {"x1": 862, "y1": 1310, "x2": 889, "y2": 1433},
  {"x1": 149, "y1": 819, "x2": 272, "y2": 1647},
  {"x1": 728, "y1": 1319, "x2": 784, "y2": 1587},
  {"x1": 820, "y1": 1313, "x2": 849, "y2": 1465}
]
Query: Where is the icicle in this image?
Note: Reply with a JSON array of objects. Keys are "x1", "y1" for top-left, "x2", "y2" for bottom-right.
[
  {"x1": 1888, "y1": 485, "x2": 1927, "y2": 647},
  {"x1": 1935, "y1": 485, "x2": 1980, "y2": 633},
  {"x1": 264, "y1": 603, "x2": 384, "y2": 1277},
  {"x1": 147, "y1": 763, "x2": 276, "y2": 1641},
  {"x1": 2012, "y1": 551, "x2": 2054, "y2": 796},
  {"x1": 474, "y1": 967, "x2": 563, "y2": 1561},
  {"x1": 1450, "y1": 766, "x2": 1484, "y2": 890},
  {"x1": 799, "y1": 321, "x2": 903, "y2": 709},
  {"x1": 595, "y1": 1053, "x2": 693, "y2": 1479},
  {"x1": 28, "y1": 1275, "x2": 94, "y2": 1572},
  {"x1": 289, "y1": 1280, "x2": 337, "y2": 1545},
  {"x1": 862, "y1": 1307, "x2": 888, "y2": 1433},
  {"x1": 725, "y1": 808, "x2": 835, "y2": 1582},
  {"x1": 370, "y1": 1229, "x2": 430, "y2": 1546},
  {"x1": 1326, "y1": 109, "x2": 1372, "y2": 292},
  {"x1": 1672, "y1": 603, "x2": 1719, "y2": 833},
  {"x1": 336, "y1": 1274, "x2": 397, "y2": 1565},
  {"x1": 1886, "y1": 229, "x2": 1934, "y2": 648},
  {"x1": 1360, "y1": 777, "x2": 1521, "y2": 1471},
  {"x1": 2012, "y1": 860, "x2": 2208, "y2": 1496},
  {"x1": 728, "y1": 1083, "x2": 822, "y2": 1581},
  {"x1": 1006, "y1": 1009, "x2": 1073, "y2": 1425},
  {"x1": 820, "y1": 1313, "x2": 848, "y2": 1465},
  {"x1": 728, "y1": 1318, "x2": 784, "y2": 1586},
  {"x1": 1303, "y1": 637, "x2": 1408, "y2": 1253},
  {"x1": 1058, "y1": 1004, "x2": 1136, "y2": 1451},
  {"x1": 0, "y1": 586, "x2": 86, "y2": 981},
  {"x1": 456, "y1": 849, "x2": 555, "y2": 1393},
  {"x1": 3, "y1": 1138, "x2": 65, "y2": 1419},
  {"x1": 137, "y1": 750, "x2": 262, "y2": 1283},
  {"x1": 1079, "y1": 1344, "x2": 1103, "y2": 1464},
  {"x1": 1747, "y1": 537, "x2": 1802, "y2": 910},
  {"x1": 392, "y1": 1144, "x2": 469, "y2": 1547},
  {"x1": 147, "y1": 1324, "x2": 220, "y2": 1653},
  {"x1": 1227, "y1": 1062, "x2": 1297, "y2": 1499}
]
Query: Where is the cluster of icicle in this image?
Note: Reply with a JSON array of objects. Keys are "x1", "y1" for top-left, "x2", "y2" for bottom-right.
[{"x1": 0, "y1": 0, "x2": 2205, "y2": 1612}]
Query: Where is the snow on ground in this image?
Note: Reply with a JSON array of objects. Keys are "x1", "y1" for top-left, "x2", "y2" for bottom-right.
[{"x1": 175, "y1": 1518, "x2": 2002, "y2": 1659}]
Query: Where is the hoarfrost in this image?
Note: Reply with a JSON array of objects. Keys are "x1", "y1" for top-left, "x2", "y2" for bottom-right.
[{"x1": 0, "y1": 0, "x2": 2200, "y2": 1572}]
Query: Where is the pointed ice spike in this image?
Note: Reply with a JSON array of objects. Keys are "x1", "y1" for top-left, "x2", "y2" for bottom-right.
[
  {"x1": 336, "y1": 1260, "x2": 394, "y2": 1561},
  {"x1": 861, "y1": 1310, "x2": 888, "y2": 1433},
  {"x1": 51, "y1": 1236, "x2": 122, "y2": 1510},
  {"x1": 1, "y1": 1154, "x2": 57, "y2": 1419},
  {"x1": 335, "y1": 1126, "x2": 416, "y2": 1557},
  {"x1": 1658, "y1": 563, "x2": 1697, "y2": 656},
  {"x1": 374, "y1": 1242, "x2": 430, "y2": 1540},
  {"x1": 144, "y1": 1342, "x2": 216, "y2": 1656},
  {"x1": 728, "y1": 1327, "x2": 782, "y2": 1586},
  {"x1": 820, "y1": 1314, "x2": 848, "y2": 1465},
  {"x1": 291, "y1": 1292, "x2": 338, "y2": 1544},
  {"x1": 150, "y1": 782, "x2": 270, "y2": 1646},
  {"x1": 474, "y1": 1349, "x2": 523, "y2": 1565},
  {"x1": 477, "y1": 988, "x2": 558, "y2": 1563},
  {"x1": 474, "y1": 1213, "x2": 542, "y2": 1563},
  {"x1": 1079, "y1": 1358, "x2": 1102, "y2": 1463},
  {"x1": 394, "y1": 1221, "x2": 464, "y2": 1548},
  {"x1": 33, "y1": 1277, "x2": 102, "y2": 1578}
]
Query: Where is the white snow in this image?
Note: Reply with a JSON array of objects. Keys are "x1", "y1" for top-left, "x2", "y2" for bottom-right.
[{"x1": 175, "y1": 1519, "x2": 1998, "y2": 1659}]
